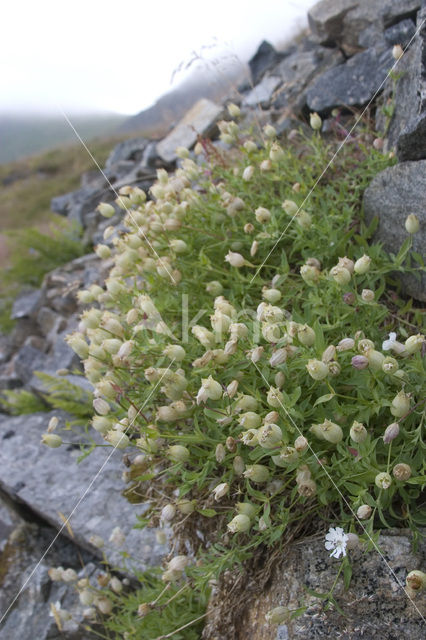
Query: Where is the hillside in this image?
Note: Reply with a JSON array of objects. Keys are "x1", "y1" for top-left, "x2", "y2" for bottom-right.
[{"x1": 0, "y1": 113, "x2": 126, "y2": 165}]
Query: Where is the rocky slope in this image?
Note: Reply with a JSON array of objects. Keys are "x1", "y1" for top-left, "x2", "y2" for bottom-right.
[{"x1": 0, "y1": 1, "x2": 425, "y2": 638}]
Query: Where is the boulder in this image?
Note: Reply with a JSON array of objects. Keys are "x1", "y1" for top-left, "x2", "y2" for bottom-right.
[
  {"x1": 271, "y1": 45, "x2": 343, "y2": 112},
  {"x1": 156, "y1": 99, "x2": 223, "y2": 163},
  {"x1": 11, "y1": 288, "x2": 44, "y2": 320},
  {"x1": 308, "y1": 0, "x2": 420, "y2": 54},
  {"x1": 363, "y1": 160, "x2": 426, "y2": 301},
  {"x1": 104, "y1": 137, "x2": 148, "y2": 169},
  {"x1": 203, "y1": 530, "x2": 425, "y2": 640},
  {"x1": 248, "y1": 41, "x2": 283, "y2": 85},
  {"x1": 306, "y1": 44, "x2": 394, "y2": 113},
  {"x1": 0, "y1": 411, "x2": 166, "y2": 571},
  {"x1": 243, "y1": 76, "x2": 282, "y2": 108}
]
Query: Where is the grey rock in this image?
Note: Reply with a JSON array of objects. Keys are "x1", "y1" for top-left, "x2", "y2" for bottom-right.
[
  {"x1": 394, "y1": 5, "x2": 426, "y2": 161},
  {"x1": 363, "y1": 160, "x2": 426, "y2": 301},
  {"x1": 248, "y1": 40, "x2": 283, "y2": 85},
  {"x1": 0, "y1": 515, "x2": 99, "y2": 640},
  {"x1": 384, "y1": 18, "x2": 416, "y2": 47},
  {"x1": 271, "y1": 46, "x2": 343, "y2": 113},
  {"x1": 0, "y1": 411, "x2": 166, "y2": 571},
  {"x1": 51, "y1": 192, "x2": 76, "y2": 217},
  {"x1": 12, "y1": 344, "x2": 48, "y2": 384},
  {"x1": 156, "y1": 99, "x2": 224, "y2": 163},
  {"x1": 243, "y1": 76, "x2": 282, "y2": 108},
  {"x1": 308, "y1": 0, "x2": 420, "y2": 54},
  {"x1": 11, "y1": 288, "x2": 44, "y2": 320},
  {"x1": 306, "y1": 44, "x2": 394, "y2": 113},
  {"x1": 37, "y1": 307, "x2": 67, "y2": 340},
  {"x1": 105, "y1": 137, "x2": 148, "y2": 170},
  {"x1": 9, "y1": 317, "x2": 42, "y2": 349},
  {"x1": 0, "y1": 494, "x2": 22, "y2": 551},
  {"x1": 203, "y1": 530, "x2": 425, "y2": 640}
]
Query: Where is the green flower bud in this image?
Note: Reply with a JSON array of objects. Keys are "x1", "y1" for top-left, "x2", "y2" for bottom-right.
[
  {"x1": 239, "y1": 412, "x2": 262, "y2": 429},
  {"x1": 405, "y1": 214, "x2": 420, "y2": 234},
  {"x1": 266, "y1": 606, "x2": 290, "y2": 624},
  {"x1": 227, "y1": 514, "x2": 251, "y2": 533},
  {"x1": 177, "y1": 499, "x2": 195, "y2": 514},
  {"x1": 405, "y1": 333, "x2": 425, "y2": 354},
  {"x1": 354, "y1": 254, "x2": 371, "y2": 274},
  {"x1": 390, "y1": 391, "x2": 410, "y2": 417},
  {"x1": 215, "y1": 443, "x2": 226, "y2": 463},
  {"x1": 300, "y1": 264, "x2": 320, "y2": 285},
  {"x1": 96, "y1": 202, "x2": 115, "y2": 218},
  {"x1": 350, "y1": 421, "x2": 368, "y2": 443},
  {"x1": 243, "y1": 464, "x2": 270, "y2": 483},
  {"x1": 163, "y1": 344, "x2": 186, "y2": 361},
  {"x1": 41, "y1": 433, "x2": 62, "y2": 448},
  {"x1": 310, "y1": 419, "x2": 343, "y2": 444},
  {"x1": 106, "y1": 431, "x2": 129, "y2": 449},
  {"x1": 168, "y1": 445, "x2": 190, "y2": 463},
  {"x1": 236, "y1": 502, "x2": 257, "y2": 518},
  {"x1": 266, "y1": 387, "x2": 283, "y2": 408},
  {"x1": 366, "y1": 349, "x2": 385, "y2": 371},
  {"x1": 297, "y1": 324, "x2": 316, "y2": 346},
  {"x1": 233, "y1": 455, "x2": 245, "y2": 475},
  {"x1": 262, "y1": 288, "x2": 282, "y2": 303},
  {"x1": 309, "y1": 112, "x2": 322, "y2": 131}
]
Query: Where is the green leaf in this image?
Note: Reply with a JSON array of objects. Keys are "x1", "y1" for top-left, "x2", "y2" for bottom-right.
[
  {"x1": 314, "y1": 393, "x2": 334, "y2": 406},
  {"x1": 197, "y1": 509, "x2": 218, "y2": 518},
  {"x1": 343, "y1": 558, "x2": 352, "y2": 590}
]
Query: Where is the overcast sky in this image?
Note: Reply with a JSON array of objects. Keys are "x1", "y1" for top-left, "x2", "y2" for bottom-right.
[{"x1": 2, "y1": 0, "x2": 316, "y2": 116}]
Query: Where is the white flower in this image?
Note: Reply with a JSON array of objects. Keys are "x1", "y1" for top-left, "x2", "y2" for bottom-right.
[
  {"x1": 324, "y1": 526, "x2": 348, "y2": 559},
  {"x1": 382, "y1": 332, "x2": 397, "y2": 351}
]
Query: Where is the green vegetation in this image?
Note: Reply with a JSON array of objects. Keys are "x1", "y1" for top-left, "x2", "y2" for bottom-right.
[{"x1": 46, "y1": 109, "x2": 425, "y2": 635}]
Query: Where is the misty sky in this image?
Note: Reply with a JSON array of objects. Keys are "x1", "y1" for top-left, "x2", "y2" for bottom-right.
[{"x1": 2, "y1": 0, "x2": 316, "y2": 117}]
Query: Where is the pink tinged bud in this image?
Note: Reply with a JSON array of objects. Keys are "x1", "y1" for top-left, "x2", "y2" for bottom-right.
[
  {"x1": 352, "y1": 355, "x2": 369, "y2": 370},
  {"x1": 343, "y1": 292, "x2": 356, "y2": 304},
  {"x1": 356, "y1": 504, "x2": 372, "y2": 519},
  {"x1": 269, "y1": 348, "x2": 287, "y2": 367},
  {"x1": 383, "y1": 422, "x2": 400, "y2": 444},
  {"x1": 354, "y1": 254, "x2": 371, "y2": 274},
  {"x1": 405, "y1": 214, "x2": 420, "y2": 234},
  {"x1": 390, "y1": 391, "x2": 410, "y2": 417},
  {"x1": 168, "y1": 445, "x2": 190, "y2": 463},
  {"x1": 306, "y1": 359, "x2": 328, "y2": 380},
  {"x1": 375, "y1": 472, "x2": 392, "y2": 489},
  {"x1": 243, "y1": 464, "x2": 270, "y2": 483},
  {"x1": 213, "y1": 482, "x2": 229, "y2": 501},
  {"x1": 337, "y1": 338, "x2": 355, "y2": 352},
  {"x1": 373, "y1": 137, "x2": 384, "y2": 150},
  {"x1": 361, "y1": 288, "x2": 375, "y2": 302},
  {"x1": 227, "y1": 514, "x2": 251, "y2": 533},
  {"x1": 41, "y1": 433, "x2": 62, "y2": 448},
  {"x1": 350, "y1": 421, "x2": 368, "y2": 443},
  {"x1": 257, "y1": 423, "x2": 282, "y2": 448},
  {"x1": 393, "y1": 463, "x2": 412, "y2": 481}
]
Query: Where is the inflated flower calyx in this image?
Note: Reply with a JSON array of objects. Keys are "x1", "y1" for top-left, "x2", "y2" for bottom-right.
[
  {"x1": 354, "y1": 254, "x2": 371, "y2": 274},
  {"x1": 227, "y1": 514, "x2": 251, "y2": 533},
  {"x1": 383, "y1": 422, "x2": 400, "y2": 444},
  {"x1": 361, "y1": 288, "x2": 375, "y2": 302},
  {"x1": 272, "y1": 446, "x2": 298, "y2": 467},
  {"x1": 236, "y1": 502, "x2": 257, "y2": 518},
  {"x1": 243, "y1": 464, "x2": 270, "y2": 483},
  {"x1": 405, "y1": 214, "x2": 420, "y2": 234},
  {"x1": 196, "y1": 376, "x2": 223, "y2": 404},
  {"x1": 330, "y1": 265, "x2": 351, "y2": 285},
  {"x1": 41, "y1": 433, "x2": 62, "y2": 448},
  {"x1": 406, "y1": 570, "x2": 426, "y2": 593},
  {"x1": 309, "y1": 112, "x2": 322, "y2": 131},
  {"x1": 392, "y1": 463, "x2": 412, "y2": 481},
  {"x1": 106, "y1": 431, "x2": 130, "y2": 449},
  {"x1": 405, "y1": 333, "x2": 425, "y2": 354},
  {"x1": 257, "y1": 423, "x2": 282, "y2": 448},
  {"x1": 161, "y1": 504, "x2": 176, "y2": 522},
  {"x1": 310, "y1": 419, "x2": 343, "y2": 444},
  {"x1": 297, "y1": 324, "x2": 315, "y2": 346},
  {"x1": 306, "y1": 359, "x2": 328, "y2": 380},
  {"x1": 213, "y1": 482, "x2": 229, "y2": 501},
  {"x1": 168, "y1": 445, "x2": 190, "y2": 463},
  {"x1": 390, "y1": 391, "x2": 410, "y2": 417}
]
